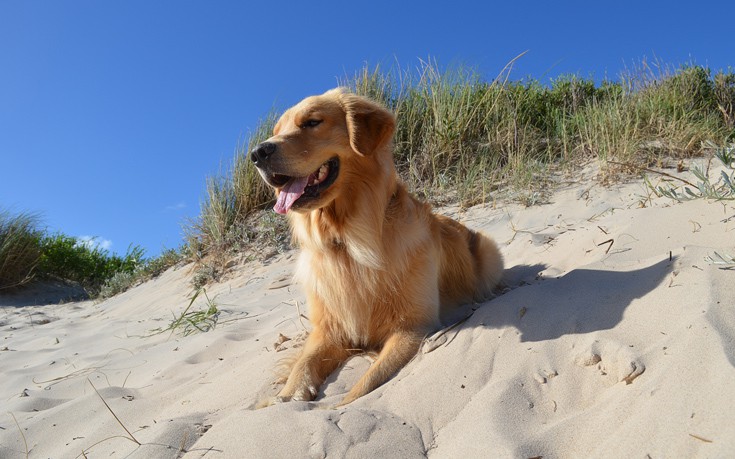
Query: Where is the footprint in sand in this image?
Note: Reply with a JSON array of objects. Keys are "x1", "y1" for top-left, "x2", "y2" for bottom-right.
[{"x1": 574, "y1": 339, "x2": 645, "y2": 385}]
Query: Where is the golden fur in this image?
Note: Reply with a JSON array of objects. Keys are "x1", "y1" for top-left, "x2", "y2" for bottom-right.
[{"x1": 251, "y1": 88, "x2": 503, "y2": 406}]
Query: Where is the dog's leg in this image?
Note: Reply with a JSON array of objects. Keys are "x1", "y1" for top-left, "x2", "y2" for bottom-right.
[
  {"x1": 338, "y1": 329, "x2": 424, "y2": 406},
  {"x1": 276, "y1": 329, "x2": 349, "y2": 403}
]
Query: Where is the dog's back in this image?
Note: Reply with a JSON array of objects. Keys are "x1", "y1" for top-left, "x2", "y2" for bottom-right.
[{"x1": 434, "y1": 214, "x2": 503, "y2": 309}]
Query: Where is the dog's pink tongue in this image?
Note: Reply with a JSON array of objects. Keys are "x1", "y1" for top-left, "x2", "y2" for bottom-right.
[{"x1": 274, "y1": 176, "x2": 309, "y2": 214}]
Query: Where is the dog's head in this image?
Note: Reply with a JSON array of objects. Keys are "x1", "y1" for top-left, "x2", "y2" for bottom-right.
[{"x1": 250, "y1": 88, "x2": 395, "y2": 215}]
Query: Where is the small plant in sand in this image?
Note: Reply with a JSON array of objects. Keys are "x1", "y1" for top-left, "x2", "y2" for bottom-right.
[
  {"x1": 153, "y1": 288, "x2": 220, "y2": 337},
  {"x1": 705, "y1": 251, "x2": 735, "y2": 268},
  {"x1": 647, "y1": 144, "x2": 735, "y2": 201}
]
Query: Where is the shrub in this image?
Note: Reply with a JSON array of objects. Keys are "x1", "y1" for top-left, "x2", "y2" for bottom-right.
[
  {"x1": 99, "y1": 271, "x2": 136, "y2": 299},
  {"x1": 37, "y1": 234, "x2": 145, "y2": 295},
  {"x1": 139, "y1": 247, "x2": 185, "y2": 279},
  {"x1": 96, "y1": 247, "x2": 186, "y2": 299}
]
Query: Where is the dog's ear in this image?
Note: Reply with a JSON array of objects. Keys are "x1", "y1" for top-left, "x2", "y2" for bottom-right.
[{"x1": 338, "y1": 92, "x2": 395, "y2": 156}]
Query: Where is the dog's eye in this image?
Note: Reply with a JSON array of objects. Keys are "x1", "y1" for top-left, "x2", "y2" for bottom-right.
[{"x1": 300, "y1": 119, "x2": 322, "y2": 129}]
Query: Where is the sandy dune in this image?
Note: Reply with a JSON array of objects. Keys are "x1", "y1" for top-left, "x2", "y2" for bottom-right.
[{"x1": 2, "y1": 162, "x2": 733, "y2": 458}]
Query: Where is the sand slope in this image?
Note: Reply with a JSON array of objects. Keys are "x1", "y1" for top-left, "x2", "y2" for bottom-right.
[{"x1": 1, "y1": 163, "x2": 733, "y2": 458}]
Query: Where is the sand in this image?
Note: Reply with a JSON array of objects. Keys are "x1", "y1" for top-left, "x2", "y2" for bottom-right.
[{"x1": 1, "y1": 161, "x2": 734, "y2": 458}]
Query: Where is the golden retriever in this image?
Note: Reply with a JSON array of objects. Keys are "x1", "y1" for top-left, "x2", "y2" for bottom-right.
[{"x1": 251, "y1": 88, "x2": 503, "y2": 406}]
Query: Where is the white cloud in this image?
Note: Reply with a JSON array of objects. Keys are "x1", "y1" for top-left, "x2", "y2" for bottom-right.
[
  {"x1": 165, "y1": 201, "x2": 187, "y2": 211},
  {"x1": 77, "y1": 235, "x2": 113, "y2": 251}
]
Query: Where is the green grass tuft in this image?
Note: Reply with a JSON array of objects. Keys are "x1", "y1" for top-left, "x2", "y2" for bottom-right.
[
  {"x1": 0, "y1": 210, "x2": 42, "y2": 290},
  {"x1": 150, "y1": 288, "x2": 220, "y2": 337}
]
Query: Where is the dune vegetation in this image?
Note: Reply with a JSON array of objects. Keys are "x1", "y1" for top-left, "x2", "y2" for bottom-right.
[
  {"x1": 3, "y1": 58, "x2": 734, "y2": 296},
  {"x1": 185, "y1": 59, "x2": 734, "y2": 277},
  {"x1": 0, "y1": 211, "x2": 183, "y2": 298}
]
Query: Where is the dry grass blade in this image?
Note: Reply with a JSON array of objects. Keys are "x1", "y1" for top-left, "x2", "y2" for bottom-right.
[
  {"x1": 609, "y1": 160, "x2": 698, "y2": 187},
  {"x1": 86, "y1": 378, "x2": 141, "y2": 446},
  {"x1": 705, "y1": 251, "x2": 735, "y2": 268},
  {"x1": 688, "y1": 433, "x2": 714, "y2": 443},
  {"x1": 423, "y1": 311, "x2": 475, "y2": 353},
  {"x1": 293, "y1": 299, "x2": 308, "y2": 331},
  {"x1": 9, "y1": 411, "x2": 29, "y2": 458},
  {"x1": 597, "y1": 238, "x2": 615, "y2": 254}
]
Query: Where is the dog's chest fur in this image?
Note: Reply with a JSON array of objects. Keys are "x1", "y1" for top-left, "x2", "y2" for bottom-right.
[{"x1": 292, "y1": 203, "x2": 441, "y2": 348}]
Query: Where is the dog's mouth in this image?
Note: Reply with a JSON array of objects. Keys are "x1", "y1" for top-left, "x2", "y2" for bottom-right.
[{"x1": 271, "y1": 157, "x2": 340, "y2": 214}]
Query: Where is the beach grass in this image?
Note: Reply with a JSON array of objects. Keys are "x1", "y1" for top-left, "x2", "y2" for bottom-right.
[
  {"x1": 186, "y1": 58, "x2": 735, "y2": 266},
  {"x1": 0, "y1": 210, "x2": 42, "y2": 290}
]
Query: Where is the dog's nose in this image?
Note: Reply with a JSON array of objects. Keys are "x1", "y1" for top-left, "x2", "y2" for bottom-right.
[{"x1": 250, "y1": 142, "x2": 276, "y2": 164}]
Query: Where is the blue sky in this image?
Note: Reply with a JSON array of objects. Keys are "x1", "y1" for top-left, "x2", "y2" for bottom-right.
[{"x1": 1, "y1": 1, "x2": 733, "y2": 257}]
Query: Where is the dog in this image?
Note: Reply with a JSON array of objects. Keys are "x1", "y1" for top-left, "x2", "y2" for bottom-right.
[{"x1": 251, "y1": 88, "x2": 503, "y2": 406}]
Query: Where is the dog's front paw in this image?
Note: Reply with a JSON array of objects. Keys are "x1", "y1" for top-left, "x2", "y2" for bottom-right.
[
  {"x1": 335, "y1": 392, "x2": 359, "y2": 408},
  {"x1": 254, "y1": 394, "x2": 296, "y2": 409},
  {"x1": 255, "y1": 396, "x2": 278, "y2": 409},
  {"x1": 264, "y1": 383, "x2": 318, "y2": 405},
  {"x1": 255, "y1": 385, "x2": 320, "y2": 409},
  {"x1": 289, "y1": 383, "x2": 319, "y2": 402}
]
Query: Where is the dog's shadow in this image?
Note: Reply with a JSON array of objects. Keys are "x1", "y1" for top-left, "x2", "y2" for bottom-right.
[
  {"x1": 253, "y1": 258, "x2": 674, "y2": 408},
  {"x1": 457, "y1": 258, "x2": 674, "y2": 343}
]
